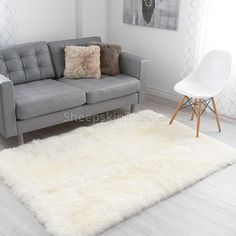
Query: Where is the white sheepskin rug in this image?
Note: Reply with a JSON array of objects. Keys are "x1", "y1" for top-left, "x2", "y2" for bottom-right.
[{"x1": 0, "y1": 110, "x2": 235, "y2": 236}]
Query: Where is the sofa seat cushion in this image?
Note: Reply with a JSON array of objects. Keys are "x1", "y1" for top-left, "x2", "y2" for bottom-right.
[
  {"x1": 59, "y1": 74, "x2": 140, "y2": 104},
  {"x1": 15, "y1": 79, "x2": 86, "y2": 120}
]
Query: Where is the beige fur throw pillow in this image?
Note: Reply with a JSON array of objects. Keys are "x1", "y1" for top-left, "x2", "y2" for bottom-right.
[
  {"x1": 88, "y1": 42, "x2": 122, "y2": 76},
  {"x1": 64, "y1": 46, "x2": 101, "y2": 79}
]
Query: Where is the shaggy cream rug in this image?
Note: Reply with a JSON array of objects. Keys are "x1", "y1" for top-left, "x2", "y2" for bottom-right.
[{"x1": 0, "y1": 110, "x2": 235, "y2": 236}]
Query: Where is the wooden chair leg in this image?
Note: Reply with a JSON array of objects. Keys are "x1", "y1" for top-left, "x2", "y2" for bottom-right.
[
  {"x1": 212, "y1": 97, "x2": 221, "y2": 132},
  {"x1": 169, "y1": 96, "x2": 186, "y2": 125},
  {"x1": 191, "y1": 98, "x2": 198, "y2": 121},
  {"x1": 196, "y1": 99, "x2": 202, "y2": 138}
]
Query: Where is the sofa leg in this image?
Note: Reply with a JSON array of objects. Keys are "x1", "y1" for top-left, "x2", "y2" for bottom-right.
[
  {"x1": 131, "y1": 104, "x2": 136, "y2": 113},
  {"x1": 17, "y1": 134, "x2": 24, "y2": 145}
]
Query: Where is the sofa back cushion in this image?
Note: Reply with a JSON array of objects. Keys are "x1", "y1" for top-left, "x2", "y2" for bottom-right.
[
  {"x1": 48, "y1": 37, "x2": 101, "y2": 78},
  {"x1": 0, "y1": 42, "x2": 55, "y2": 85}
]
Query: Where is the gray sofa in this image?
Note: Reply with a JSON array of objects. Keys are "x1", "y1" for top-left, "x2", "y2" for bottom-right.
[{"x1": 0, "y1": 37, "x2": 147, "y2": 144}]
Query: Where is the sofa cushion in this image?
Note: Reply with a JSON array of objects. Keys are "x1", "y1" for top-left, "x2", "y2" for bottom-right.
[
  {"x1": 15, "y1": 79, "x2": 86, "y2": 120},
  {"x1": 59, "y1": 74, "x2": 140, "y2": 104},
  {"x1": 48, "y1": 37, "x2": 101, "y2": 78},
  {"x1": 0, "y1": 42, "x2": 55, "y2": 85}
]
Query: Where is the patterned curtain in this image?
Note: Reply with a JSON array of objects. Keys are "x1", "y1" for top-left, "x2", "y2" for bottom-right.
[
  {"x1": 203, "y1": 0, "x2": 236, "y2": 118},
  {"x1": 181, "y1": 0, "x2": 208, "y2": 77},
  {"x1": 181, "y1": 0, "x2": 236, "y2": 119},
  {"x1": 0, "y1": 0, "x2": 17, "y2": 47}
]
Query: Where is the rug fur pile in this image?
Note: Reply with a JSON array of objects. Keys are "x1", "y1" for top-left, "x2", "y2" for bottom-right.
[{"x1": 0, "y1": 110, "x2": 235, "y2": 236}]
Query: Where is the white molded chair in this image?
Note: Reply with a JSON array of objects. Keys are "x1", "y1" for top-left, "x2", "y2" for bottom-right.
[{"x1": 169, "y1": 50, "x2": 232, "y2": 137}]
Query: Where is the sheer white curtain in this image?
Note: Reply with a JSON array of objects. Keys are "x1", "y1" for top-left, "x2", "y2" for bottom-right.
[
  {"x1": 203, "y1": 0, "x2": 236, "y2": 118},
  {"x1": 0, "y1": 0, "x2": 17, "y2": 47},
  {"x1": 181, "y1": 0, "x2": 208, "y2": 78},
  {"x1": 182, "y1": 0, "x2": 236, "y2": 118}
]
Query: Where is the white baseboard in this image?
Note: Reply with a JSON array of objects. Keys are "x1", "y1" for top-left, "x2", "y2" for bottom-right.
[{"x1": 146, "y1": 87, "x2": 180, "y2": 102}]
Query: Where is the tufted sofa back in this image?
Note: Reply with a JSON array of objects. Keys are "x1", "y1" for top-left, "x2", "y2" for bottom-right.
[
  {"x1": 48, "y1": 37, "x2": 101, "y2": 78},
  {"x1": 0, "y1": 42, "x2": 55, "y2": 85}
]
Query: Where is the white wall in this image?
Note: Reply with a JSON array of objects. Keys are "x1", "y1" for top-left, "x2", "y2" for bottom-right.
[
  {"x1": 81, "y1": 0, "x2": 108, "y2": 41},
  {"x1": 15, "y1": 0, "x2": 77, "y2": 43},
  {"x1": 15, "y1": 0, "x2": 108, "y2": 44},
  {"x1": 107, "y1": 0, "x2": 190, "y2": 100}
]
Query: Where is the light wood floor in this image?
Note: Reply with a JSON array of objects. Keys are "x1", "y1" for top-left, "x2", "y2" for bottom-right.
[{"x1": 0, "y1": 96, "x2": 236, "y2": 236}]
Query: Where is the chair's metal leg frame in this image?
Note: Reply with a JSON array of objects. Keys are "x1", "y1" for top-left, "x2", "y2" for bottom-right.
[{"x1": 169, "y1": 96, "x2": 221, "y2": 137}]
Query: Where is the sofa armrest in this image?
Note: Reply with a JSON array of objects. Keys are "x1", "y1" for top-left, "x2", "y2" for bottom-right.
[
  {"x1": 0, "y1": 75, "x2": 17, "y2": 138},
  {"x1": 120, "y1": 52, "x2": 148, "y2": 102}
]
